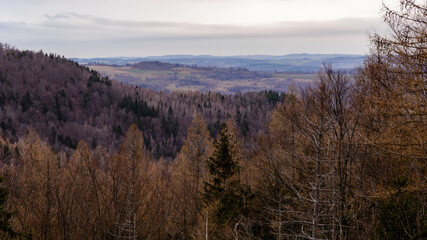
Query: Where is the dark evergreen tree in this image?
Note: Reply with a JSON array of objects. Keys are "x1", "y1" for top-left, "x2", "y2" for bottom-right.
[
  {"x1": 203, "y1": 123, "x2": 245, "y2": 238},
  {"x1": 0, "y1": 176, "x2": 16, "y2": 238},
  {"x1": 20, "y1": 91, "x2": 32, "y2": 112}
]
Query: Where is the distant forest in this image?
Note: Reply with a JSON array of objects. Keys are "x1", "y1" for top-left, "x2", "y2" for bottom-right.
[
  {"x1": 0, "y1": 0, "x2": 426, "y2": 239},
  {"x1": 73, "y1": 53, "x2": 364, "y2": 73}
]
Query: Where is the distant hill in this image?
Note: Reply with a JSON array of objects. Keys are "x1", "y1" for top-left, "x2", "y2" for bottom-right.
[
  {"x1": 73, "y1": 54, "x2": 365, "y2": 72},
  {"x1": 88, "y1": 61, "x2": 315, "y2": 94},
  {"x1": 0, "y1": 44, "x2": 278, "y2": 158}
]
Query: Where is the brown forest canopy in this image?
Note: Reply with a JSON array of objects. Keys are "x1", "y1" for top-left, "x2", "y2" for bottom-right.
[{"x1": 0, "y1": 0, "x2": 425, "y2": 239}]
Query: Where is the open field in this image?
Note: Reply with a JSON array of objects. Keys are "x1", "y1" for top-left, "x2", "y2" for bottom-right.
[{"x1": 88, "y1": 62, "x2": 317, "y2": 94}]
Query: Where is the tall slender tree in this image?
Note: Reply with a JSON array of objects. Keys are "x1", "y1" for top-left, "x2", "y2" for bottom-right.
[
  {"x1": 108, "y1": 124, "x2": 150, "y2": 239},
  {"x1": 8, "y1": 130, "x2": 59, "y2": 240},
  {"x1": 170, "y1": 113, "x2": 213, "y2": 239},
  {"x1": 354, "y1": 0, "x2": 427, "y2": 237},
  {"x1": 203, "y1": 123, "x2": 246, "y2": 239}
]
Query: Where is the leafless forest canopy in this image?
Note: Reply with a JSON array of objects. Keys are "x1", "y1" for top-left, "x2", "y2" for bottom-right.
[
  {"x1": 0, "y1": 0, "x2": 426, "y2": 239},
  {"x1": 0, "y1": 47, "x2": 279, "y2": 158}
]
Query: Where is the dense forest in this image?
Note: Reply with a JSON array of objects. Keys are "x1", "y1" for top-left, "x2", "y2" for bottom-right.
[
  {"x1": 0, "y1": 47, "x2": 280, "y2": 158},
  {"x1": 0, "y1": 0, "x2": 426, "y2": 239}
]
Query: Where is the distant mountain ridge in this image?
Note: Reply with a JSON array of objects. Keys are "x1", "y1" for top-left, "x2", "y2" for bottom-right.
[{"x1": 73, "y1": 54, "x2": 365, "y2": 73}]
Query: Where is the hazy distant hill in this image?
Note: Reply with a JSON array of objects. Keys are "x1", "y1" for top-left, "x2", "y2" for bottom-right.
[
  {"x1": 88, "y1": 61, "x2": 315, "y2": 94},
  {"x1": 73, "y1": 54, "x2": 365, "y2": 72}
]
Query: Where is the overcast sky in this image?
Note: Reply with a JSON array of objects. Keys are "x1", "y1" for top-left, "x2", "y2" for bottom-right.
[{"x1": 0, "y1": 0, "x2": 395, "y2": 58}]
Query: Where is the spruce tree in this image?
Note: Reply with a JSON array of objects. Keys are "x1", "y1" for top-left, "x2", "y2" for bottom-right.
[{"x1": 203, "y1": 123, "x2": 244, "y2": 235}]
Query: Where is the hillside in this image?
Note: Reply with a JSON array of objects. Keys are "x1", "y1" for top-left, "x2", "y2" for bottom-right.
[
  {"x1": 88, "y1": 61, "x2": 315, "y2": 94},
  {"x1": 0, "y1": 44, "x2": 279, "y2": 158}
]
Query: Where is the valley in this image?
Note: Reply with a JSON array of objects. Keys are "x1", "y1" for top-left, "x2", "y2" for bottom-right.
[{"x1": 88, "y1": 61, "x2": 316, "y2": 93}]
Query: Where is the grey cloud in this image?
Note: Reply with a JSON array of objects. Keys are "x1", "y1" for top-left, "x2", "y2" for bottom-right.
[
  {"x1": 63, "y1": 12, "x2": 90, "y2": 19},
  {"x1": 2, "y1": 14, "x2": 383, "y2": 39},
  {"x1": 0, "y1": 14, "x2": 383, "y2": 57},
  {"x1": 39, "y1": 12, "x2": 383, "y2": 39},
  {"x1": 91, "y1": 18, "x2": 185, "y2": 28},
  {"x1": 42, "y1": 12, "x2": 188, "y2": 29},
  {"x1": 44, "y1": 14, "x2": 71, "y2": 20},
  {"x1": 44, "y1": 11, "x2": 89, "y2": 20}
]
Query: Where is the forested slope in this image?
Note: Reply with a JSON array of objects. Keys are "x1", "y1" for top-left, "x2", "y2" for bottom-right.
[{"x1": 0, "y1": 44, "x2": 279, "y2": 158}]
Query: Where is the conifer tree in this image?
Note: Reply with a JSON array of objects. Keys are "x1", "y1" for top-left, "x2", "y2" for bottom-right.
[
  {"x1": 354, "y1": 1, "x2": 427, "y2": 236},
  {"x1": 170, "y1": 113, "x2": 213, "y2": 239},
  {"x1": 58, "y1": 141, "x2": 108, "y2": 239},
  {"x1": 108, "y1": 124, "x2": 161, "y2": 239},
  {"x1": 203, "y1": 123, "x2": 245, "y2": 238},
  {"x1": 9, "y1": 130, "x2": 58, "y2": 239}
]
